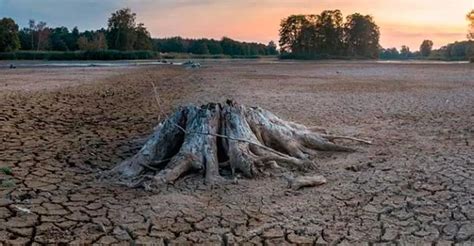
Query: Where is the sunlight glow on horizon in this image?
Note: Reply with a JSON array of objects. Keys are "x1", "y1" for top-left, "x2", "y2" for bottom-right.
[{"x1": 1, "y1": 0, "x2": 473, "y2": 50}]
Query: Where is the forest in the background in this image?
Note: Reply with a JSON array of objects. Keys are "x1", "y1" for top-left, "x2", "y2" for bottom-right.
[
  {"x1": 0, "y1": 8, "x2": 277, "y2": 60},
  {"x1": 1, "y1": 8, "x2": 473, "y2": 61},
  {"x1": 153, "y1": 37, "x2": 278, "y2": 57},
  {"x1": 380, "y1": 40, "x2": 474, "y2": 61}
]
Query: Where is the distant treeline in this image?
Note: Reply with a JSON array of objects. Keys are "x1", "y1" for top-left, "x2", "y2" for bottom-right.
[
  {"x1": 153, "y1": 37, "x2": 278, "y2": 56},
  {"x1": 380, "y1": 40, "x2": 474, "y2": 61},
  {"x1": 0, "y1": 8, "x2": 277, "y2": 60}
]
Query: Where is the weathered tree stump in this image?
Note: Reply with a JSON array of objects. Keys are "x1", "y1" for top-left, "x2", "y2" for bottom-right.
[{"x1": 108, "y1": 100, "x2": 367, "y2": 190}]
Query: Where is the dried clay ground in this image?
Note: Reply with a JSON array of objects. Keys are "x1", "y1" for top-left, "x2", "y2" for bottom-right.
[{"x1": 0, "y1": 60, "x2": 473, "y2": 244}]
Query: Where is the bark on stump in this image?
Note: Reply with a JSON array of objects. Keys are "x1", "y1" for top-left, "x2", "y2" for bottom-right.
[{"x1": 108, "y1": 100, "x2": 364, "y2": 190}]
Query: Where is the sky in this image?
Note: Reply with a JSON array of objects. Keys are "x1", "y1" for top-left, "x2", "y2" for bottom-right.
[{"x1": 1, "y1": 0, "x2": 473, "y2": 50}]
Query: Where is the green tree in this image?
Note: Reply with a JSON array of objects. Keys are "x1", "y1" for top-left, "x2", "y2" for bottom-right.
[
  {"x1": 206, "y1": 40, "x2": 223, "y2": 54},
  {"x1": 221, "y1": 37, "x2": 242, "y2": 55},
  {"x1": 344, "y1": 13, "x2": 380, "y2": 58},
  {"x1": 67, "y1": 27, "x2": 80, "y2": 51},
  {"x1": 22, "y1": 19, "x2": 50, "y2": 50},
  {"x1": 379, "y1": 47, "x2": 400, "y2": 60},
  {"x1": 400, "y1": 45, "x2": 411, "y2": 58},
  {"x1": 107, "y1": 8, "x2": 137, "y2": 50},
  {"x1": 134, "y1": 23, "x2": 153, "y2": 50},
  {"x1": 18, "y1": 28, "x2": 32, "y2": 50},
  {"x1": 279, "y1": 15, "x2": 312, "y2": 54},
  {"x1": 420, "y1": 40, "x2": 433, "y2": 57},
  {"x1": 157, "y1": 37, "x2": 186, "y2": 53},
  {"x1": 0, "y1": 17, "x2": 21, "y2": 52},
  {"x1": 316, "y1": 10, "x2": 344, "y2": 55},
  {"x1": 189, "y1": 40, "x2": 209, "y2": 54},
  {"x1": 50, "y1": 27, "x2": 70, "y2": 51},
  {"x1": 267, "y1": 41, "x2": 278, "y2": 55},
  {"x1": 297, "y1": 15, "x2": 319, "y2": 56}
]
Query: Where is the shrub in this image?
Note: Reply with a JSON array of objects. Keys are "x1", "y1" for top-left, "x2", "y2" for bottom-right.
[
  {"x1": 470, "y1": 57, "x2": 474, "y2": 63},
  {"x1": 0, "y1": 167, "x2": 12, "y2": 175}
]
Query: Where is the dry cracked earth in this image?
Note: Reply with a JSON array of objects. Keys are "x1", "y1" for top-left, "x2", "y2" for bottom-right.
[{"x1": 0, "y1": 60, "x2": 473, "y2": 245}]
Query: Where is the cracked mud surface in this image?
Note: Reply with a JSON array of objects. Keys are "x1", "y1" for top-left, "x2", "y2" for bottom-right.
[{"x1": 1, "y1": 61, "x2": 473, "y2": 244}]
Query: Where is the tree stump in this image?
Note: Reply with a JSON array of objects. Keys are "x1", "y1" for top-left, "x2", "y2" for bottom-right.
[{"x1": 107, "y1": 100, "x2": 366, "y2": 190}]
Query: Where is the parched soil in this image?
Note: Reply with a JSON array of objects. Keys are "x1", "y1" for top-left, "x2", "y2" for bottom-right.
[{"x1": 0, "y1": 61, "x2": 473, "y2": 244}]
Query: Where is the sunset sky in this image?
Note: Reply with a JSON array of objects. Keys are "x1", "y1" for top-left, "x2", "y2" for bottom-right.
[{"x1": 1, "y1": 0, "x2": 473, "y2": 50}]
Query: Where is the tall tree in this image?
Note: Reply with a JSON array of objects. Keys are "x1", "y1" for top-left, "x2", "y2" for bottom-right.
[
  {"x1": 68, "y1": 27, "x2": 80, "y2": 51},
  {"x1": 107, "y1": 8, "x2": 137, "y2": 50},
  {"x1": 344, "y1": 13, "x2": 380, "y2": 58},
  {"x1": 400, "y1": 45, "x2": 411, "y2": 58},
  {"x1": 34, "y1": 21, "x2": 49, "y2": 50},
  {"x1": 316, "y1": 10, "x2": 344, "y2": 55},
  {"x1": 134, "y1": 23, "x2": 153, "y2": 50},
  {"x1": 221, "y1": 37, "x2": 243, "y2": 55},
  {"x1": 279, "y1": 15, "x2": 311, "y2": 54},
  {"x1": 50, "y1": 27, "x2": 70, "y2": 51},
  {"x1": 206, "y1": 40, "x2": 223, "y2": 54},
  {"x1": 18, "y1": 28, "x2": 32, "y2": 50},
  {"x1": 420, "y1": 40, "x2": 434, "y2": 57},
  {"x1": 29, "y1": 20, "x2": 35, "y2": 49},
  {"x1": 188, "y1": 40, "x2": 209, "y2": 54},
  {"x1": 267, "y1": 41, "x2": 278, "y2": 55},
  {"x1": 0, "y1": 18, "x2": 21, "y2": 52}
]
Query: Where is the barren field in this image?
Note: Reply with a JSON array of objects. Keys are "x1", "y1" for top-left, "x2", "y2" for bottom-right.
[{"x1": 0, "y1": 60, "x2": 473, "y2": 244}]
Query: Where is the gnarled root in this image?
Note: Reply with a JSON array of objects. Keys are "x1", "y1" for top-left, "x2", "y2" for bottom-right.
[{"x1": 107, "y1": 100, "x2": 368, "y2": 189}]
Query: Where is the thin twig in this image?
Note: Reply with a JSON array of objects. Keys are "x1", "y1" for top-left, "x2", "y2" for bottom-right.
[{"x1": 150, "y1": 82, "x2": 163, "y2": 122}]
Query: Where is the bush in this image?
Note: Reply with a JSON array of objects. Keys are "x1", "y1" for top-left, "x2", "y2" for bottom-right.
[
  {"x1": 0, "y1": 167, "x2": 12, "y2": 175},
  {"x1": 0, "y1": 50, "x2": 161, "y2": 60},
  {"x1": 470, "y1": 57, "x2": 474, "y2": 63}
]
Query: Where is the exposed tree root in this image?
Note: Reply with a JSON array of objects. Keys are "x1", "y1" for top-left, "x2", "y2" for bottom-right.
[
  {"x1": 106, "y1": 100, "x2": 369, "y2": 190},
  {"x1": 283, "y1": 174, "x2": 327, "y2": 190}
]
